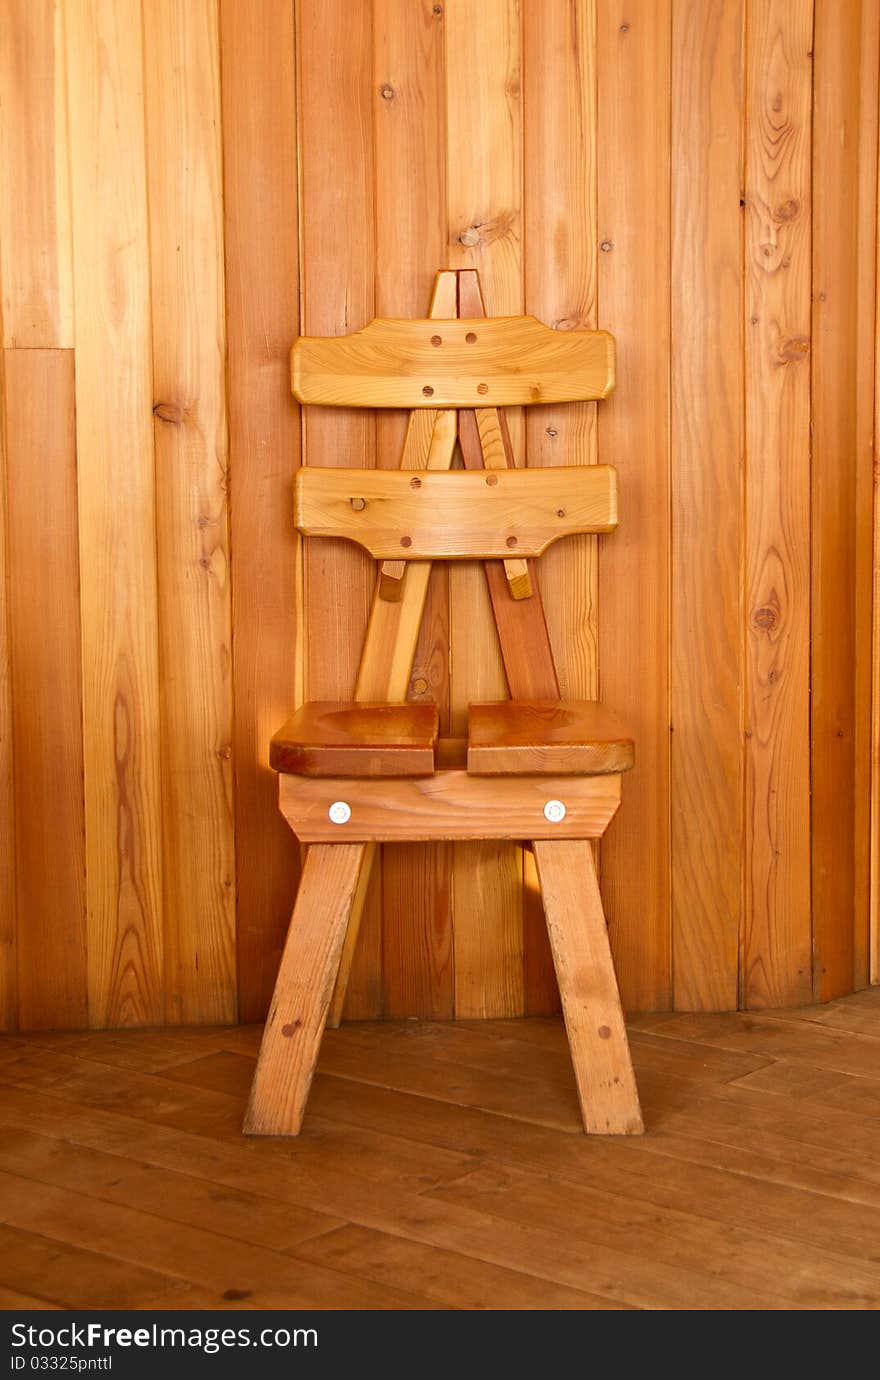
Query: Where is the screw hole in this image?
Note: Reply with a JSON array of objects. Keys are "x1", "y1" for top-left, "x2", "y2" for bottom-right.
[
  {"x1": 465, "y1": 332, "x2": 477, "y2": 344},
  {"x1": 485, "y1": 474, "x2": 498, "y2": 486},
  {"x1": 422, "y1": 385, "x2": 434, "y2": 397},
  {"x1": 430, "y1": 334, "x2": 442, "y2": 346},
  {"x1": 506, "y1": 535, "x2": 518, "y2": 548},
  {"x1": 410, "y1": 476, "x2": 422, "y2": 489},
  {"x1": 477, "y1": 382, "x2": 488, "y2": 395},
  {"x1": 400, "y1": 535, "x2": 412, "y2": 548}
]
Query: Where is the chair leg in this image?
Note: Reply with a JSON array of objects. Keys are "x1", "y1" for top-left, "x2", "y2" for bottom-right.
[
  {"x1": 244, "y1": 843, "x2": 366, "y2": 1136},
  {"x1": 532, "y1": 838, "x2": 643, "y2": 1135},
  {"x1": 325, "y1": 841, "x2": 377, "y2": 1028}
]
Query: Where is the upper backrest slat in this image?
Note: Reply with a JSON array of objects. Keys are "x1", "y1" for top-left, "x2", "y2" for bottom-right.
[{"x1": 291, "y1": 315, "x2": 615, "y2": 408}]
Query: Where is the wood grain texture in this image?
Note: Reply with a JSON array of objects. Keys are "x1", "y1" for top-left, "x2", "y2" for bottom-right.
[
  {"x1": 270, "y1": 702, "x2": 439, "y2": 777},
  {"x1": 874, "y1": 18, "x2": 880, "y2": 984},
  {"x1": 298, "y1": 0, "x2": 380, "y2": 1021},
  {"x1": 596, "y1": 0, "x2": 672, "y2": 1011},
  {"x1": 220, "y1": 0, "x2": 302, "y2": 1023},
  {"x1": 532, "y1": 840, "x2": 643, "y2": 1134},
  {"x1": 670, "y1": 0, "x2": 744, "y2": 1010},
  {"x1": 446, "y1": 3, "x2": 526, "y2": 1020},
  {"x1": 372, "y1": 10, "x2": 452, "y2": 1021},
  {"x1": 0, "y1": 0, "x2": 73, "y2": 346},
  {"x1": 66, "y1": 0, "x2": 164, "y2": 1026},
  {"x1": 811, "y1": 0, "x2": 859, "y2": 1001},
  {"x1": 292, "y1": 316, "x2": 615, "y2": 408},
  {"x1": 245, "y1": 845, "x2": 365, "y2": 1136},
  {"x1": 295, "y1": 464, "x2": 618, "y2": 557},
  {"x1": 853, "y1": 0, "x2": 879, "y2": 990},
  {"x1": 145, "y1": 0, "x2": 235, "y2": 1024},
  {"x1": 279, "y1": 770, "x2": 621, "y2": 844},
  {"x1": 3, "y1": 351, "x2": 86, "y2": 1031},
  {"x1": 743, "y1": 0, "x2": 813, "y2": 1008},
  {"x1": 0, "y1": 352, "x2": 15, "y2": 1031},
  {"x1": 468, "y1": 701, "x2": 634, "y2": 776},
  {"x1": 523, "y1": 0, "x2": 599, "y2": 706}
]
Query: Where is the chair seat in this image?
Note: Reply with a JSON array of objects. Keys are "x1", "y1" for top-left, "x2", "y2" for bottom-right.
[
  {"x1": 467, "y1": 700, "x2": 634, "y2": 776},
  {"x1": 272, "y1": 698, "x2": 632, "y2": 780},
  {"x1": 270, "y1": 701, "x2": 439, "y2": 777}
]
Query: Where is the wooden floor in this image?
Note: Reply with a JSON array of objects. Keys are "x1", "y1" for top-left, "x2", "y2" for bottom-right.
[{"x1": 1, "y1": 990, "x2": 880, "y2": 1310}]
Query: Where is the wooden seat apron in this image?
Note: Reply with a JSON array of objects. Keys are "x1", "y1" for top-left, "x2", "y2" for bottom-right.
[{"x1": 244, "y1": 268, "x2": 643, "y2": 1138}]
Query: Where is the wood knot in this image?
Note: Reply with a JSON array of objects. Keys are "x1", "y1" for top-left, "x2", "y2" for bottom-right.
[
  {"x1": 485, "y1": 473, "x2": 498, "y2": 486},
  {"x1": 379, "y1": 84, "x2": 395, "y2": 100},
  {"x1": 598, "y1": 1025, "x2": 611, "y2": 1039},
  {"x1": 410, "y1": 476, "x2": 422, "y2": 488},
  {"x1": 751, "y1": 605, "x2": 778, "y2": 631},
  {"x1": 153, "y1": 400, "x2": 187, "y2": 424},
  {"x1": 459, "y1": 227, "x2": 480, "y2": 248},
  {"x1": 780, "y1": 336, "x2": 809, "y2": 363},
  {"x1": 281, "y1": 1020, "x2": 302, "y2": 1037},
  {"x1": 546, "y1": 426, "x2": 558, "y2": 438},
  {"x1": 349, "y1": 496, "x2": 366, "y2": 511},
  {"x1": 774, "y1": 198, "x2": 800, "y2": 222},
  {"x1": 411, "y1": 676, "x2": 428, "y2": 696},
  {"x1": 600, "y1": 240, "x2": 614, "y2": 252}
]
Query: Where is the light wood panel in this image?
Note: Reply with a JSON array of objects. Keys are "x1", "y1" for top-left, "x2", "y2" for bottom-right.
[
  {"x1": 145, "y1": 0, "x2": 235, "y2": 1024},
  {"x1": 0, "y1": 350, "x2": 14, "y2": 1031},
  {"x1": 446, "y1": 1, "x2": 525, "y2": 1020},
  {"x1": 521, "y1": 0, "x2": 598, "y2": 1015},
  {"x1": 670, "y1": 0, "x2": 744, "y2": 1010},
  {"x1": 0, "y1": 0, "x2": 73, "y2": 347},
  {"x1": 298, "y1": 0, "x2": 381, "y2": 1021},
  {"x1": 743, "y1": 0, "x2": 813, "y2": 1008},
  {"x1": 854, "y1": 0, "x2": 880, "y2": 990},
  {"x1": 219, "y1": 0, "x2": 302, "y2": 1023},
  {"x1": 3, "y1": 351, "x2": 86, "y2": 1030},
  {"x1": 597, "y1": 0, "x2": 672, "y2": 1011},
  {"x1": 66, "y1": 0, "x2": 164, "y2": 1026},
  {"x1": 373, "y1": 0, "x2": 452, "y2": 1023},
  {"x1": 811, "y1": 0, "x2": 860, "y2": 1002}
]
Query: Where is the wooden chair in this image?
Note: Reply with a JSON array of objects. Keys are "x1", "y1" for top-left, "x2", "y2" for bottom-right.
[{"x1": 244, "y1": 268, "x2": 643, "y2": 1138}]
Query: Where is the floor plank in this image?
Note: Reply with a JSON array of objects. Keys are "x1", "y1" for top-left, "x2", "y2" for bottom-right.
[{"x1": 0, "y1": 992, "x2": 879, "y2": 1309}]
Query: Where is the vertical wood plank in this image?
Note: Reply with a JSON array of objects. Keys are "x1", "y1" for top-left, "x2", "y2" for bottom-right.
[
  {"x1": 0, "y1": 352, "x2": 17, "y2": 1030},
  {"x1": 521, "y1": 0, "x2": 596, "y2": 1014},
  {"x1": 298, "y1": 0, "x2": 381, "y2": 1019},
  {"x1": 4, "y1": 350, "x2": 87, "y2": 1029},
  {"x1": 853, "y1": 0, "x2": 879, "y2": 991},
  {"x1": 0, "y1": 0, "x2": 73, "y2": 346},
  {"x1": 445, "y1": 0, "x2": 524, "y2": 1018},
  {"x1": 743, "y1": 0, "x2": 813, "y2": 1008},
  {"x1": 873, "y1": 22, "x2": 880, "y2": 984},
  {"x1": 145, "y1": 0, "x2": 236, "y2": 1023},
  {"x1": 670, "y1": 0, "x2": 744, "y2": 1010},
  {"x1": 220, "y1": 0, "x2": 302, "y2": 1023},
  {"x1": 811, "y1": 0, "x2": 860, "y2": 1001},
  {"x1": 596, "y1": 0, "x2": 672, "y2": 1011},
  {"x1": 66, "y1": 0, "x2": 164, "y2": 1026},
  {"x1": 373, "y1": 0, "x2": 452, "y2": 1020}
]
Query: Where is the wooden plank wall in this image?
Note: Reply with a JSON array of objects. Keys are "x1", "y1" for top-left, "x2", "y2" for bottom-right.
[{"x1": 0, "y1": 0, "x2": 878, "y2": 1031}]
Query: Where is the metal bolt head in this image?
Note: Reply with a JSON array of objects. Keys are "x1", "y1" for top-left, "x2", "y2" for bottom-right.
[
  {"x1": 543, "y1": 799, "x2": 566, "y2": 824},
  {"x1": 328, "y1": 801, "x2": 351, "y2": 825}
]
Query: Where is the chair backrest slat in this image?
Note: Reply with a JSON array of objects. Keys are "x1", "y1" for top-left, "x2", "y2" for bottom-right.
[
  {"x1": 294, "y1": 465, "x2": 619, "y2": 559},
  {"x1": 291, "y1": 315, "x2": 615, "y2": 408}
]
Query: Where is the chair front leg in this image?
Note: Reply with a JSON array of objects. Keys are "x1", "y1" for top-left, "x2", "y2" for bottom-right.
[{"x1": 244, "y1": 842, "x2": 366, "y2": 1136}]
